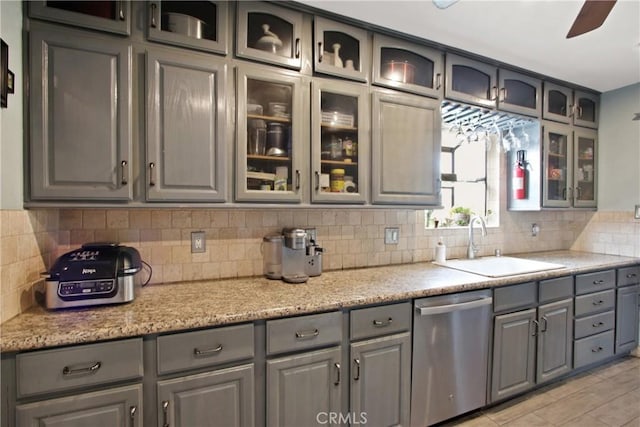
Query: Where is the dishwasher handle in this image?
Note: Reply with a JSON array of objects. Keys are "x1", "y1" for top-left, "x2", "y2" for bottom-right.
[{"x1": 416, "y1": 296, "x2": 492, "y2": 316}]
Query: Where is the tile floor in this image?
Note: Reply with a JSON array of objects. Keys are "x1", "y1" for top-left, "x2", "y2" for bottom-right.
[{"x1": 442, "y1": 355, "x2": 640, "y2": 427}]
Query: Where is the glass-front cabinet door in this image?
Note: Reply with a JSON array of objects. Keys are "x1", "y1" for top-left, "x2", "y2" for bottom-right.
[
  {"x1": 236, "y1": 1, "x2": 304, "y2": 70},
  {"x1": 445, "y1": 54, "x2": 497, "y2": 108},
  {"x1": 543, "y1": 82, "x2": 572, "y2": 124},
  {"x1": 313, "y1": 16, "x2": 370, "y2": 82},
  {"x1": 497, "y1": 69, "x2": 541, "y2": 117},
  {"x1": 236, "y1": 65, "x2": 306, "y2": 203},
  {"x1": 573, "y1": 91, "x2": 599, "y2": 129},
  {"x1": 29, "y1": 1, "x2": 130, "y2": 35},
  {"x1": 573, "y1": 128, "x2": 597, "y2": 208},
  {"x1": 372, "y1": 34, "x2": 443, "y2": 98},
  {"x1": 542, "y1": 121, "x2": 572, "y2": 208},
  {"x1": 311, "y1": 79, "x2": 369, "y2": 203},
  {"x1": 147, "y1": 1, "x2": 228, "y2": 54}
]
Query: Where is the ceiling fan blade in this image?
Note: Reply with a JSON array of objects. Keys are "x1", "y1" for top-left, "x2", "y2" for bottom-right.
[
  {"x1": 567, "y1": 0, "x2": 617, "y2": 38},
  {"x1": 433, "y1": 0, "x2": 460, "y2": 10}
]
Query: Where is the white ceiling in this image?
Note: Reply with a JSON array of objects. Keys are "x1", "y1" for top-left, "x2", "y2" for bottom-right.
[{"x1": 299, "y1": 0, "x2": 640, "y2": 93}]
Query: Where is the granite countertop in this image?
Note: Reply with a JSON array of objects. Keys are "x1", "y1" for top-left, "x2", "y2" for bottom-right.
[{"x1": 1, "y1": 250, "x2": 638, "y2": 353}]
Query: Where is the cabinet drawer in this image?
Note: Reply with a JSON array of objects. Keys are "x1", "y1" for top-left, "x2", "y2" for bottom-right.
[
  {"x1": 617, "y1": 266, "x2": 640, "y2": 287},
  {"x1": 574, "y1": 330, "x2": 614, "y2": 369},
  {"x1": 574, "y1": 289, "x2": 615, "y2": 317},
  {"x1": 539, "y1": 276, "x2": 573, "y2": 303},
  {"x1": 16, "y1": 338, "x2": 143, "y2": 398},
  {"x1": 493, "y1": 282, "x2": 537, "y2": 313},
  {"x1": 267, "y1": 311, "x2": 342, "y2": 355},
  {"x1": 575, "y1": 270, "x2": 615, "y2": 295},
  {"x1": 350, "y1": 302, "x2": 411, "y2": 341},
  {"x1": 157, "y1": 323, "x2": 254, "y2": 375},
  {"x1": 574, "y1": 310, "x2": 615, "y2": 339}
]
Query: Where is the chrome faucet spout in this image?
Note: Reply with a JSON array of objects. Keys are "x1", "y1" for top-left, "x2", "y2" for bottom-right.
[{"x1": 467, "y1": 216, "x2": 487, "y2": 259}]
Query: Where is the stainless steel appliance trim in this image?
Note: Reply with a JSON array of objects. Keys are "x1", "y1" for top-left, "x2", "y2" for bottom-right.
[{"x1": 415, "y1": 296, "x2": 492, "y2": 316}]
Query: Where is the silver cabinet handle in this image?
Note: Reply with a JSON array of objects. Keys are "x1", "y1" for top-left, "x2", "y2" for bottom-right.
[
  {"x1": 295, "y1": 38, "x2": 301, "y2": 59},
  {"x1": 193, "y1": 344, "x2": 223, "y2": 356},
  {"x1": 295, "y1": 170, "x2": 301, "y2": 190},
  {"x1": 121, "y1": 160, "x2": 128, "y2": 185},
  {"x1": 626, "y1": 273, "x2": 637, "y2": 279},
  {"x1": 491, "y1": 86, "x2": 498, "y2": 101},
  {"x1": 118, "y1": 1, "x2": 125, "y2": 21},
  {"x1": 416, "y1": 296, "x2": 492, "y2": 316},
  {"x1": 531, "y1": 319, "x2": 539, "y2": 336},
  {"x1": 435, "y1": 73, "x2": 442, "y2": 90},
  {"x1": 569, "y1": 104, "x2": 576, "y2": 117},
  {"x1": 592, "y1": 321, "x2": 604, "y2": 328},
  {"x1": 577, "y1": 106, "x2": 583, "y2": 119},
  {"x1": 372, "y1": 317, "x2": 393, "y2": 327},
  {"x1": 315, "y1": 171, "x2": 320, "y2": 191},
  {"x1": 591, "y1": 346, "x2": 603, "y2": 353},
  {"x1": 318, "y1": 42, "x2": 323, "y2": 63},
  {"x1": 353, "y1": 358, "x2": 360, "y2": 380},
  {"x1": 295, "y1": 329, "x2": 319, "y2": 339},
  {"x1": 150, "y1": 3, "x2": 157, "y2": 28},
  {"x1": 162, "y1": 400, "x2": 170, "y2": 427},
  {"x1": 499, "y1": 87, "x2": 507, "y2": 102},
  {"x1": 593, "y1": 300, "x2": 605, "y2": 306},
  {"x1": 334, "y1": 362, "x2": 341, "y2": 385},
  {"x1": 149, "y1": 162, "x2": 156, "y2": 187},
  {"x1": 593, "y1": 279, "x2": 605, "y2": 285},
  {"x1": 62, "y1": 361, "x2": 101, "y2": 376},
  {"x1": 540, "y1": 316, "x2": 548, "y2": 333},
  {"x1": 130, "y1": 406, "x2": 137, "y2": 427}
]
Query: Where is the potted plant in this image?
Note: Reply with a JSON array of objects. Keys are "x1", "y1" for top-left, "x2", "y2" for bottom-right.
[{"x1": 450, "y1": 206, "x2": 472, "y2": 226}]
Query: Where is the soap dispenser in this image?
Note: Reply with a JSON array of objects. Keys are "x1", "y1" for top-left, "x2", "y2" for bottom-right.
[{"x1": 435, "y1": 237, "x2": 447, "y2": 263}]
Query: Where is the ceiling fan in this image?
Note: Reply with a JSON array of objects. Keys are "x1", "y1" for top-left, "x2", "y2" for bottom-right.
[{"x1": 432, "y1": 0, "x2": 617, "y2": 39}]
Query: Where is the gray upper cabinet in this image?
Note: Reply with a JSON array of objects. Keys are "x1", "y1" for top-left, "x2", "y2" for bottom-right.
[
  {"x1": 266, "y1": 346, "x2": 342, "y2": 427},
  {"x1": 536, "y1": 299, "x2": 573, "y2": 384},
  {"x1": 371, "y1": 89, "x2": 441, "y2": 205},
  {"x1": 446, "y1": 54, "x2": 541, "y2": 117},
  {"x1": 313, "y1": 16, "x2": 370, "y2": 82},
  {"x1": 372, "y1": 33, "x2": 443, "y2": 98},
  {"x1": 497, "y1": 69, "x2": 542, "y2": 117},
  {"x1": 543, "y1": 83, "x2": 599, "y2": 128},
  {"x1": 235, "y1": 64, "x2": 307, "y2": 203},
  {"x1": 157, "y1": 364, "x2": 255, "y2": 427},
  {"x1": 615, "y1": 284, "x2": 640, "y2": 354},
  {"x1": 445, "y1": 54, "x2": 497, "y2": 109},
  {"x1": 311, "y1": 78, "x2": 369, "y2": 203},
  {"x1": 236, "y1": 1, "x2": 305, "y2": 70},
  {"x1": 146, "y1": 48, "x2": 227, "y2": 202},
  {"x1": 29, "y1": 25, "x2": 133, "y2": 201},
  {"x1": 29, "y1": 0, "x2": 131, "y2": 35},
  {"x1": 350, "y1": 333, "x2": 411, "y2": 427},
  {"x1": 147, "y1": 1, "x2": 229, "y2": 55},
  {"x1": 16, "y1": 384, "x2": 142, "y2": 427}
]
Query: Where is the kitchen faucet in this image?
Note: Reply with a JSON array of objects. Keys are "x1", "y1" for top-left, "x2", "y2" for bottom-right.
[{"x1": 467, "y1": 216, "x2": 487, "y2": 259}]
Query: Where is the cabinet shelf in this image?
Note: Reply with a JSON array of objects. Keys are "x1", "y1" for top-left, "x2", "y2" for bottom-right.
[
  {"x1": 321, "y1": 122, "x2": 358, "y2": 131},
  {"x1": 247, "y1": 113, "x2": 291, "y2": 124},
  {"x1": 547, "y1": 153, "x2": 566, "y2": 158},
  {"x1": 247, "y1": 154, "x2": 291, "y2": 162},
  {"x1": 321, "y1": 159, "x2": 358, "y2": 166}
]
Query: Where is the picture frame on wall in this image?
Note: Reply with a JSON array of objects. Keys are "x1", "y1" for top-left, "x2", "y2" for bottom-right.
[{"x1": 1, "y1": 39, "x2": 8, "y2": 108}]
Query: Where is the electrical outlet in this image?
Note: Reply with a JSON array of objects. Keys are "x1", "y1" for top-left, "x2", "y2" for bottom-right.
[
  {"x1": 385, "y1": 227, "x2": 399, "y2": 244},
  {"x1": 531, "y1": 223, "x2": 540, "y2": 237},
  {"x1": 191, "y1": 231, "x2": 206, "y2": 253},
  {"x1": 635, "y1": 205, "x2": 640, "y2": 219}
]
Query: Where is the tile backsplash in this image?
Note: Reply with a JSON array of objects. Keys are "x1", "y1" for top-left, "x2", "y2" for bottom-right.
[{"x1": 1, "y1": 207, "x2": 638, "y2": 323}]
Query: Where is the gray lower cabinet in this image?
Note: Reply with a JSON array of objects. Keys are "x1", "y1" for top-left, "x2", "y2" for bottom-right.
[
  {"x1": 371, "y1": 89, "x2": 441, "y2": 205},
  {"x1": 157, "y1": 364, "x2": 254, "y2": 427},
  {"x1": 29, "y1": 23, "x2": 133, "y2": 201},
  {"x1": 266, "y1": 346, "x2": 342, "y2": 427},
  {"x1": 615, "y1": 284, "x2": 640, "y2": 354},
  {"x1": 146, "y1": 48, "x2": 228, "y2": 202},
  {"x1": 350, "y1": 332, "x2": 411, "y2": 427},
  {"x1": 16, "y1": 384, "x2": 142, "y2": 427},
  {"x1": 491, "y1": 308, "x2": 537, "y2": 402},
  {"x1": 536, "y1": 299, "x2": 573, "y2": 383}
]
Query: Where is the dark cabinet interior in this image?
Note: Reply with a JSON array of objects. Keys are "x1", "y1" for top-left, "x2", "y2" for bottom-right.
[{"x1": 452, "y1": 65, "x2": 491, "y2": 100}]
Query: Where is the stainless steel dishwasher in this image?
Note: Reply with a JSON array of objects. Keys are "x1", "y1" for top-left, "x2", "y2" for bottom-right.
[{"x1": 411, "y1": 289, "x2": 493, "y2": 426}]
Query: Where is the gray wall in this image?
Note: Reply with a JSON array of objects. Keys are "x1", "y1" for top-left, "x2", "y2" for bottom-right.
[
  {"x1": 598, "y1": 82, "x2": 640, "y2": 211},
  {"x1": 0, "y1": 0, "x2": 23, "y2": 209}
]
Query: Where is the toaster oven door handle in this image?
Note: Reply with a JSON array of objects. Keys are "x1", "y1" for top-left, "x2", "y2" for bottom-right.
[
  {"x1": 193, "y1": 344, "x2": 223, "y2": 357},
  {"x1": 62, "y1": 361, "x2": 102, "y2": 376}
]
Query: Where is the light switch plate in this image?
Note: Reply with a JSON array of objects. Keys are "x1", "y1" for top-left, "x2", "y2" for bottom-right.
[
  {"x1": 191, "y1": 231, "x2": 206, "y2": 253},
  {"x1": 385, "y1": 227, "x2": 399, "y2": 244},
  {"x1": 635, "y1": 205, "x2": 640, "y2": 219}
]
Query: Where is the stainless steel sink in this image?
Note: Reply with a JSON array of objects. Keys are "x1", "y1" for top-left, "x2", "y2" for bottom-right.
[{"x1": 434, "y1": 256, "x2": 566, "y2": 277}]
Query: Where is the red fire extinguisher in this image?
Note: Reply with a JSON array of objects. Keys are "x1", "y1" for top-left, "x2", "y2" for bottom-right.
[{"x1": 513, "y1": 150, "x2": 527, "y2": 200}]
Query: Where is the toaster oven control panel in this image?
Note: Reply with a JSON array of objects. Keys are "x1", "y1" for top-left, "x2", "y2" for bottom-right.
[{"x1": 58, "y1": 280, "x2": 116, "y2": 297}]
